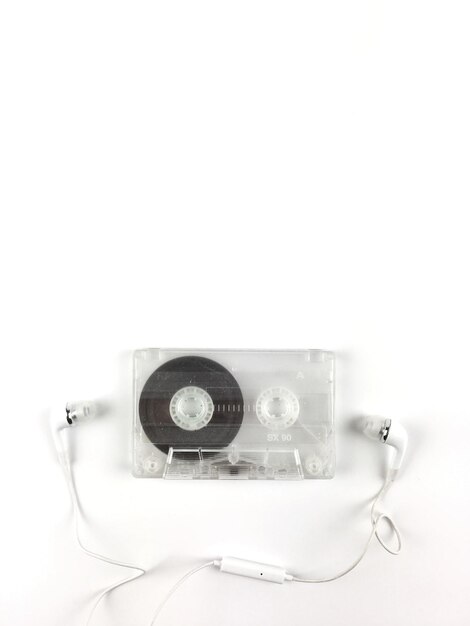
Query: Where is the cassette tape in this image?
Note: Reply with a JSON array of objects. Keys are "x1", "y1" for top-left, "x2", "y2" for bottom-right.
[{"x1": 133, "y1": 349, "x2": 335, "y2": 480}]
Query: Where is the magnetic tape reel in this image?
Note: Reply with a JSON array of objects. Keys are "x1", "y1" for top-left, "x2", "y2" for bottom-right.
[{"x1": 133, "y1": 349, "x2": 335, "y2": 480}]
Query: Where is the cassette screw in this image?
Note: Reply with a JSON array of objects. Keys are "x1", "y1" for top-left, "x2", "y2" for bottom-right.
[
  {"x1": 143, "y1": 457, "x2": 161, "y2": 474},
  {"x1": 306, "y1": 455, "x2": 324, "y2": 476}
]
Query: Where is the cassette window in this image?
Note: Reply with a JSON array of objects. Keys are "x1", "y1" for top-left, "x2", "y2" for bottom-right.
[{"x1": 133, "y1": 349, "x2": 335, "y2": 480}]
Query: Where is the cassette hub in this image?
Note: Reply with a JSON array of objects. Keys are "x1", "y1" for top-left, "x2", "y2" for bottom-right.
[
  {"x1": 256, "y1": 387, "x2": 300, "y2": 430},
  {"x1": 169, "y1": 386, "x2": 214, "y2": 431}
]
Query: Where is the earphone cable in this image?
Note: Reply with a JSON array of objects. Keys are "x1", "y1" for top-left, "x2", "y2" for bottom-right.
[
  {"x1": 56, "y1": 429, "x2": 146, "y2": 626},
  {"x1": 149, "y1": 561, "x2": 216, "y2": 626},
  {"x1": 291, "y1": 476, "x2": 401, "y2": 583},
  {"x1": 147, "y1": 478, "x2": 401, "y2": 623}
]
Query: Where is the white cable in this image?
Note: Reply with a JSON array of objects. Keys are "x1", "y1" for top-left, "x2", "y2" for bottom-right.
[
  {"x1": 291, "y1": 476, "x2": 401, "y2": 583},
  {"x1": 149, "y1": 561, "x2": 216, "y2": 626},
  {"x1": 148, "y1": 478, "x2": 400, "y2": 624},
  {"x1": 56, "y1": 429, "x2": 146, "y2": 625}
]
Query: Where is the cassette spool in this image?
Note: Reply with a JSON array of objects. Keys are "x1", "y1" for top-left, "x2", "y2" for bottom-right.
[{"x1": 133, "y1": 349, "x2": 335, "y2": 480}]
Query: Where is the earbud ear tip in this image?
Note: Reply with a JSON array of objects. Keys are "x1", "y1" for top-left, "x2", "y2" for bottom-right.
[
  {"x1": 66, "y1": 401, "x2": 97, "y2": 423},
  {"x1": 359, "y1": 416, "x2": 386, "y2": 441},
  {"x1": 50, "y1": 401, "x2": 97, "y2": 431}
]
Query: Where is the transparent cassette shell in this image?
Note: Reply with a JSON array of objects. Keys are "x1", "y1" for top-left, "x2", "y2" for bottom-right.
[{"x1": 133, "y1": 349, "x2": 335, "y2": 480}]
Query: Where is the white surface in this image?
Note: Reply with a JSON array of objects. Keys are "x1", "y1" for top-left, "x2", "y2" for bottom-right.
[{"x1": 1, "y1": 1, "x2": 469, "y2": 625}]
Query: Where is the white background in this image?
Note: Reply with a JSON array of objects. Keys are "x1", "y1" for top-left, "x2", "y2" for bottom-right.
[{"x1": 1, "y1": 1, "x2": 469, "y2": 625}]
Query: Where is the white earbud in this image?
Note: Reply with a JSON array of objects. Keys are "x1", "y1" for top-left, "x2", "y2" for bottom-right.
[
  {"x1": 50, "y1": 401, "x2": 96, "y2": 462},
  {"x1": 50, "y1": 399, "x2": 146, "y2": 623},
  {"x1": 360, "y1": 416, "x2": 408, "y2": 479}
]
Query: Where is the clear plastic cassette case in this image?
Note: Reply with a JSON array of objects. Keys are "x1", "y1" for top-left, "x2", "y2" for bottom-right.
[{"x1": 133, "y1": 349, "x2": 335, "y2": 480}]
